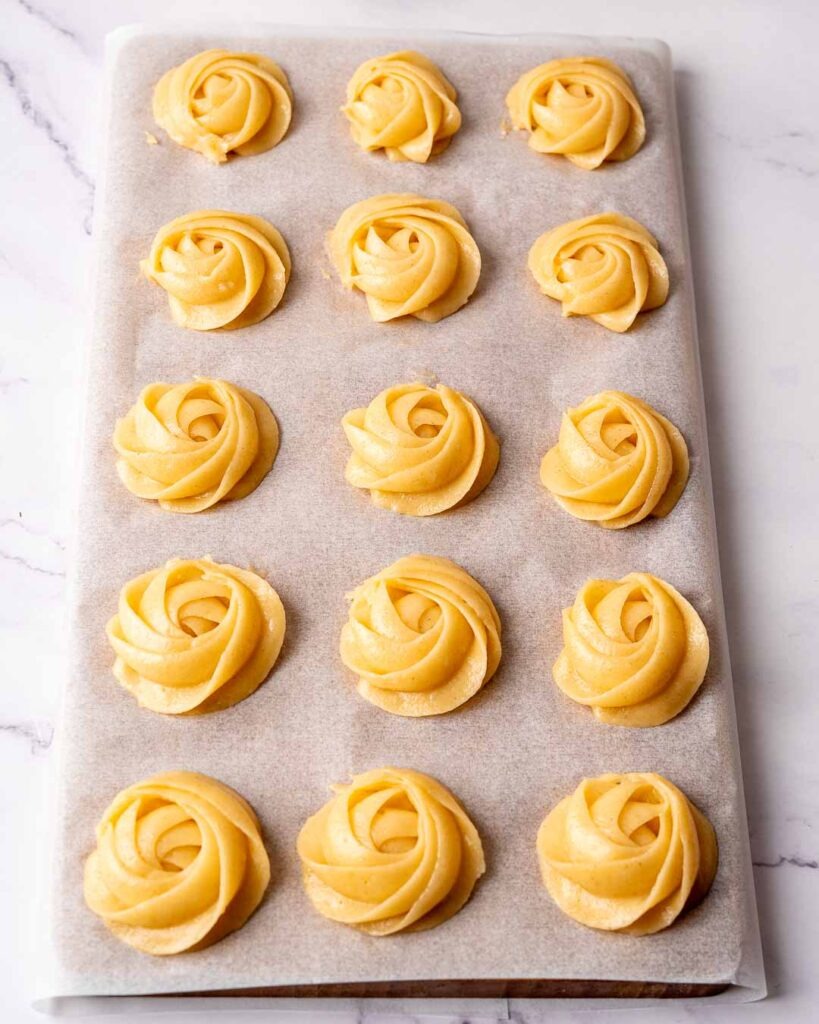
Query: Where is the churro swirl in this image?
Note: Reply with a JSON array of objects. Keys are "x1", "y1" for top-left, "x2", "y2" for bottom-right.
[
  {"x1": 84, "y1": 771, "x2": 270, "y2": 955},
  {"x1": 341, "y1": 554, "x2": 502, "y2": 716},
  {"x1": 329, "y1": 194, "x2": 480, "y2": 322},
  {"x1": 141, "y1": 210, "x2": 291, "y2": 331},
  {"x1": 153, "y1": 49, "x2": 292, "y2": 163},
  {"x1": 506, "y1": 57, "x2": 645, "y2": 169},
  {"x1": 554, "y1": 573, "x2": 709, "y2": 726},
  {"x1": 342, "y1": 382, "x2": 499, "y2": 516},
  {"x1": 342, "y1": 50, "x2": 460, "y2": 162},
  {"x1": 540, "y1": 390, "x2": 689, "y2": 529},
  {"x1": 107, "y1": 558, "x2": 286, "y2": 715},
  {"x1": 529, "y1": 213, "x2": 668, "y2": 333},
  {"x1": 114, "y1": 377, "x2": 278, "y2": 514},
  {"x1": 298, "y1": 767, "x2": 485, "y2": 934},
  {"x1": 537, "y1": 772, "x2": 717, "y2": 934}
]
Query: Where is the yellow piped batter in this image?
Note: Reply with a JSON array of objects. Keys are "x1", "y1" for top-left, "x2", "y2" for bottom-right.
[
  {"x1": 540, "y1": 390, "x2": 689, "y2": 529},
  {"x1": 537, "y1": 772, "x2": 717, "y2": 934},
  {"x1": 341, "y1": 554, "x2": 501, "y2": 717},
  {"x1": 554, "y1": 573, "x2": 709, "y2": 726},
  {"x1": 84, "y1": 771, "x2": 270, "y2": 955},
  {"x1": 506, "y1": 57, "x2": 645, "y2": 169},
  {"x1": 141, "y1": 210, "x2": 291, "y2": 331},
  {"x1": 329, "y1": 194, "x2": 480, "y2": 322},
  {"x1": 107, "y1": 558, "x2": 286, "y2": 715},
  {"x1": 113, "y1": 377, "x2": 279, "y2": 514},
  {"x1": 529, "y1": 213, "x2": 668, "y2": 333},
  {"x1": 342, "y1": 382, "x2": 499, "y2": 516},
  {"x1": 342, "y1": 50, "x2": 460, "y2": 163},
  {"x1": 297, "y1": 767, "x2": 485, "y2": 934},
  {"x1": 153, "y1": 49, "x2": 292, "y2": 163}
]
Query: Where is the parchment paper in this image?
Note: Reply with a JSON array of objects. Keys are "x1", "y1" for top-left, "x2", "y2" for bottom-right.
[{"x1": 44, "y1": 24, "x2": 765, "y2": 1011}]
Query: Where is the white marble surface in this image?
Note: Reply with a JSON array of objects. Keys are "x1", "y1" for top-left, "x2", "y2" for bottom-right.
[{"x1": 1, "y1": 0, "x2": 816, "y2": 1020}]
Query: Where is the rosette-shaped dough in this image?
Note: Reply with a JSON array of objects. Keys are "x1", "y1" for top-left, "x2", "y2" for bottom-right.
[
  {"x1": 106, "y1": 558, "x2": 286, "y2": 715},
  {"x1": 554, "y1": 573, "x2": 709, "y2": 726},
  {"x1": 328, "y1": 194, "x2": 480, "y2": 322},
  {"x1": 506, "y1": 57, "x2": 645, "y2": 169},
  {"x1": 84, "y1": 771, "x2": 270, "y2": 955},
  {"x1": 342, "y1": 382, "x2": 499, "y2": 516},
  {"x1": 341, "y1": 554, "x2": 502, "y2": 716},
  {"x1": 113, "y1": 377, "x2": 279, "y2": 514},
  {"x1": 141, "y1": 210, "x2": 291, "y2": 331},
  {"x1": 540, "y1": 390, "x2": 689, "y2": 529},
  {"x1": 528, "y1": 213, "x2": 668, "y2": 333},
  {"x1": 298, "y1": 767, "x2": 484, "y2": 934},
  {"x1": 342, "y1": 50, "x2": 460, "y2": 163},
  {"x1": 153, "y1": 49, "x2": 292, "y2": 163},
  {"x1": 537, "y1": 772, "x2": 717, "y2": 934}
]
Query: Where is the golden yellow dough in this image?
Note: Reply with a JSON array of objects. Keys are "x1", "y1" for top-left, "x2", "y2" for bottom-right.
[
  {"x1": 107, "y1": 558, "x2": 286, "y2": 715},
  {"x1": 342, "y1": 382, "x2": 499, "y2": 516},
  {"x1": 506, "y1": 56, "x2": 645, "y2": 169},
  {"x1": 153, "y1": 49, "x2": 292, "y2": 163},
  {"x1": 297, "y1": 767, "x2": 485, "y2": 934},
  {"x1": 537, "y1": 772, "x2": 717, "y2": 935},
  {"x1": 540, "y1": 390, "x2": 689, "y2": 529},
  {"x1": 528, "y1": 213, "x2": 668, "y2": 333},
  {"x1": 141, "y1": 210, "x2": 291, "y2": 331},
  {"x1": 342, "y1": 50, "x2": 460, "y2": 163},
  {"x1": 341, "y1": 554, "x2": 502, "y2": 717},
  {"x1": 554, "y1": 573, "x2": 709, "y2": 726},
  {"x1": 328, "y1": 194, "x2": 480, "y2": 323},
  {"x1": 84, "y1": 771, "x2": 270, "y2": 955},
  {"x1": 113, "y1": 377, "x2": 279, "y2": 514}
]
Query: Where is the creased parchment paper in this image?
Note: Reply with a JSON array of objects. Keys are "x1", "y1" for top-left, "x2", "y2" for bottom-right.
[{"x1": 44, "y1": 24, "x2": 764, "y2": 1013}]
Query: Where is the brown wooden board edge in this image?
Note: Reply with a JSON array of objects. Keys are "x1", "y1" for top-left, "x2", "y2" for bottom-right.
[{"x1": 155, "y1": 979, "x2": 729, "y2": 999}]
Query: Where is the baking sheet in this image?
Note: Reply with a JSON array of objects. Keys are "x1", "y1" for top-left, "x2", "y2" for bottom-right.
[{"x1": 43, "y1": 23, "x2": 764, "y2": 1012}]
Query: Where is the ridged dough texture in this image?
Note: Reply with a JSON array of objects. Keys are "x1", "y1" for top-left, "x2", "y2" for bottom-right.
[
  {"x1": 114, "y1": 377, "x2": 279, "y2": 514},
  {"x1": 107, "y1": 558, "x2": 286, "y2": 715},
  {"x1": 554, "y1": 573, "x2": 709, "y2": 726},
  {"x1": 141, "y1": 210, "x2": 291, "y2": 331},
  {"x1": 342, "y1": 50, "x2": 460, "y2": 163},
  {"x1": 342, "y1": 382, "x2": 499, "y2": 516},
  {"x1": 84, "y1": 771, "x2": 270, "y2": 955},
  {"x1": 540, "y1": 390, "x2": 689, "y2": 529},
  {"x1": 328, "y1": 194, "x2": 481, "y2": 322},
  {"x1": 528, "y1": 213, "x2": 668, "y2": 333},
  {"x1": 297, "y1": 767, "x2": 485, "y2": 934},
  {"x1": 506, "y1": 56, "x2": 645, "y2": 169},
  {"x1": 153, "y1": 49, "x2": 292, "y2": 163},
  {"x1": 537, "y1": 772, "x2": 718, "y2": 934},
  {"x1": 341, "y1": 554, "x2": 502, "y2": 717}
]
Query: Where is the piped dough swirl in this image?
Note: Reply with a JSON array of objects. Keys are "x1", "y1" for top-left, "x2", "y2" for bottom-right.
[
  {"x1": 342, "y1": 382, "x2": 499, "y2": 516},
  {"x1": 537, "y1": 772, "x2": 717, "y2": 934},
  {"x1": 297, "y1": 767, "x2": 485, "y2": 934},
  {"x1": 342, "y1": 50, "x2": 460, "y2": 163},
  {"x1": 340, "y1": 554, "x2": 502, "y2": 716},
  {"x1": 528, "y1": 213, "x2": 669, "y2": 333},
  {"x1": 506, "y1": 56, "x2": 645, "y2": 169},
  {"x1": 554, "y1": 573, "x2": 709, "y2": 726},
  {"x1": 141, "y1": 210, "x2": 291, "y2": 331},
  {"x1": 153, "y1": 49, "x2": 292, "y2": 163},
  {"x1": 329, "y1": 194, "x2": 481, "y2": 322},
  {"x1": 114, "y1": 377, "x2": 279, "y2": 514},
  {"x1": 84, "y1": 771, "x2": 270, "y2": 955},
  {"x1": 540, "y1": 390, "x2": 689, "y2": 529},
  {"x1": 107, "y1": 558, "x2": 286, "y2": 715}
]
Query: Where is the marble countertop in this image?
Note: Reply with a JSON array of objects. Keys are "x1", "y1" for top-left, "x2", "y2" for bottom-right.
[{"x1": 2, "y1": 1, "x2": 816, "y2": 1021}]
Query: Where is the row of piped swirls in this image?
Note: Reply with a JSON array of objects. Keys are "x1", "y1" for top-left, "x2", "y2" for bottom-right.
[
  {"x1": 106, "y1": 553, "x2": 709, "y2": 728},
  {"x1": 152, "y1": 49, "x2": 645, "y2": 169},
  {"x1": 84, "y1": 766, "x2": 716, "y2": 953},
  {"x1": 141, "y1": 202, "x2": 668, "y2": 333}
]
